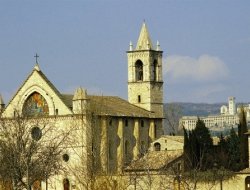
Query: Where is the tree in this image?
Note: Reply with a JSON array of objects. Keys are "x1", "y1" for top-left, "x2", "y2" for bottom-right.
[
  {"x1": 164, "y1": 103, "x2": 182, "y2": 135},
  {"x1": 182, "y1": 118, "x2": 229, "y2": 190},
  {"x1": 0, "y1": 113, "x2": 70, "y2": 190},
  {"x1": 238, "y1": 106, "x2": 248, "y2": 169},
  {"x1": 217, "y1": 133, "x2": 229, "y2": 168},
  {"x1": 184, "y1": 118, "x2": 213, "y2": 171},
  {"x1": 226, "y1": 127, "x2": 241, "y2": 171}
]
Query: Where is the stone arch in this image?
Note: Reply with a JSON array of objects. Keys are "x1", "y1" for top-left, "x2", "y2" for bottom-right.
[
  {"x1": 245, "y1": 176, "x2": 250, "y2": 190},
  {"x1": 154, "y1": 142, "x2": 161, "y2": 151},
  {"x1": 22, "y1": 92, "x2": 49, "y2": 116},
  {"x1": 19, "y1": 85, "x2": 55, "y2": 115},
  {"x1": 135, "y1": 60, "x2": 143, "y2": 81}
]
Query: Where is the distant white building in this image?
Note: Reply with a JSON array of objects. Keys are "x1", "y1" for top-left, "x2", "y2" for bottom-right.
[{"x1": 180, "y1": 97, "x2": 250, "y2": 130}]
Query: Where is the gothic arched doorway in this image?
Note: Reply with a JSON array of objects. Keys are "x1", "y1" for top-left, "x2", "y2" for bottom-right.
[
  {"x1": 245, "y1": 176, "x2": 250, "y2": 190},
  {"x1": 63, "y1": 178, "x2": 70, "y2": 190}
]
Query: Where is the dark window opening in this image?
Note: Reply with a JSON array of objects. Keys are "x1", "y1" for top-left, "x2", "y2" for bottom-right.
[
  {"x1": 154, "y1": 142, "x2": 161, "y2": 151},
  {"x1": 63, "y1": 178, "x2": 70, "y2": 190},
  {"x1": 135, "y1": 60, "x2": 143, "y2": 81},
  {"x1": 245, "y1": 176, "x2": 250, "y2": 190},
  {"x1": 141, "y1": 120, "x2": 144, "y2": 127},
  {"x1": 125, "y1": 119, "x2": 128, "y2": 127},
  {"x1": 109, "y1": 119, "x2": 112, "y2": 126},
  {"x1": 125, "y1": 140, "x2": 129, "y2": 156},
  {"x1": 31, "y1": 126, "x2": 42, "y2": 141},
  {"x1": 138, "y1": 95, "x2": 141, "y2": 103},
  {"x1": 63, "y1": 154, "x2": 70, "y2": 162}
]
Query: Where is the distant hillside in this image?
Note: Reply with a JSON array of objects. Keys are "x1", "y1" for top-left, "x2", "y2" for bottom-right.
[
  {"x1": 163, "y1": 102, "x2": 249, "y2": 135},
  {"x1": 163, "y1": 102, "x2": 225, "y2": 134},
  {"x1": 164, "y1": 102, "x2": 225, "y2": 117},
  {"x1": 164, "y1": 102, "x2": 249, "y2": 117}
]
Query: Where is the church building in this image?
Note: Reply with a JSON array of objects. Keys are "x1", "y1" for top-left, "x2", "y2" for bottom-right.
[{"x1": 0, "y1": 23, "x2": 164, "y2": 189}]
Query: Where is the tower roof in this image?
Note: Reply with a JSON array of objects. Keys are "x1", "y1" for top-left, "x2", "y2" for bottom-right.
[
  {"x1": 73, "y1": 87, "x2": 88, "y2": 100},
  {"x1": 136, "y1": 22, "x2": 154, "y2": 50}
]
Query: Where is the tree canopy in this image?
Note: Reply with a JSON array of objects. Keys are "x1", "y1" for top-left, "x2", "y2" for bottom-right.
[{"x1": 0, "y1": 114, "x2": 70, "y2": 190}]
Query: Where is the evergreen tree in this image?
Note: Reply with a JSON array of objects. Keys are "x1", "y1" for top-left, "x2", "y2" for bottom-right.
[
  {"x1": 183, "y1": 118, "x2": 213, "y2": 171},
  {"x1": 238, "y1": 106, "x2": 249, "y2": 169},
  {"x1": 226, "y1": 128, "x2": 241, "y2": 171},
  {"x1": 193, "y1": 118, "x2": 213, "y2": 170},
  {"x1": 217, "y1": 133, "x2": 229, "y2": 168},
  {"x1": 183, "y1": 127, "x2": 191, "y2": 170}
]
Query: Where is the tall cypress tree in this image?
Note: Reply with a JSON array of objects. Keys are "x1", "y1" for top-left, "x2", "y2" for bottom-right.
[
  {"x1": 193, "y1": 118, "x2": 213, "y2": 170},
  {"x1": 183, "y1": 127, "x2": 190, "y2": 171},
  {"x1": 183, "y1": 118, "x2": 213, "y2": 171},
  {"x1": 227, "y1": 127, "x2": 241, "y2": 171},
  {"x1": 217, "y1": 133, "x2": 228, "y2": 167},
  {"x1": 238, "y1": 106, "x2": 248, "y2": 169}
]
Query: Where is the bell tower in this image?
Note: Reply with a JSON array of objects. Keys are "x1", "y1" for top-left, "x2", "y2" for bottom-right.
[{"x1": 127, "y1": 22, "x2": 164, "y2": 117}]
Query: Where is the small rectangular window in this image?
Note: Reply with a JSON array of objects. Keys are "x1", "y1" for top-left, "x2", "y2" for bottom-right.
[
  {"x1": 125, "y1": 119, "x2": 128, "y2": 127},
  {"x1": 138, "y1": 95, "x2": 141, "y2": 103},
  {"x1": 109, "y1": 119, "x2": 112, "y2": 126},
  {"x1": 141, "y1": 120, "x2": 144, "y2": 127}
]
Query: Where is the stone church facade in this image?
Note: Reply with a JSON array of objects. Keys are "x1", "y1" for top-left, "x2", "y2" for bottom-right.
[{"x1": 0, "y1": 23, "x2": 164, "y2": 189}]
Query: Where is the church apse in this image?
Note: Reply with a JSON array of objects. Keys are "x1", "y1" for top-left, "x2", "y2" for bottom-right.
[{"x1": 22, "y1": 92, "x2": 49, "y2": 117}]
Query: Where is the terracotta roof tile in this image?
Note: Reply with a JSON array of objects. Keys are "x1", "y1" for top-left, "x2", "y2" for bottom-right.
[
  {"x1": 125, "y1": 150, "x2": 183, "y2": 171},
  {"x1": 61, "y1": 94, "x2": 159, "y2": 118}
]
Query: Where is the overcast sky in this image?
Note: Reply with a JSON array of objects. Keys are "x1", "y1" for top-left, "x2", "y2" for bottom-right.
[{"x1": 0, "y1": 1, "x2": 250, "y2": 104}]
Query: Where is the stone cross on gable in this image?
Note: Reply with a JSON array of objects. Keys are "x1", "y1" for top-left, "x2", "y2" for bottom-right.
[{"x1": 34, "y1": 53, "x2": 39, "y2": 64}]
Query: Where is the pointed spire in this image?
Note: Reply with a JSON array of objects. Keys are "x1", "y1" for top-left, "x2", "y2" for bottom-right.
[
  {"x1": 136, "y1": 22, "x2": 154, "y2": 50},
  {"x1": 73, "y1": 87, "x2": 88, "y2": 100}
]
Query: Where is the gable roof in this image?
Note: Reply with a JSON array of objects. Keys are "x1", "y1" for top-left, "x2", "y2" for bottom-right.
[
  {"x1": 61, "y1": 94, "x2": 160, "y2": 118},
  {"x1": 4, "y1": 65, "x2": 161, "y2": 118},
  {"x1": 125, "y1": 150, "x2": 183, "y2": 171},
  {"x1": 4, "y1": 65, "x2": 72, "y2": 115}
]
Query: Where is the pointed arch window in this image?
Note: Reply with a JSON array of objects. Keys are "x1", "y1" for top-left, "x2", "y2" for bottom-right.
[
  {"x1": 135, "y1": 60, "x2": 143, "y2": 81},
  {"x1": 22, "y1": 92, "x2": 49, "y2": 117}
]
